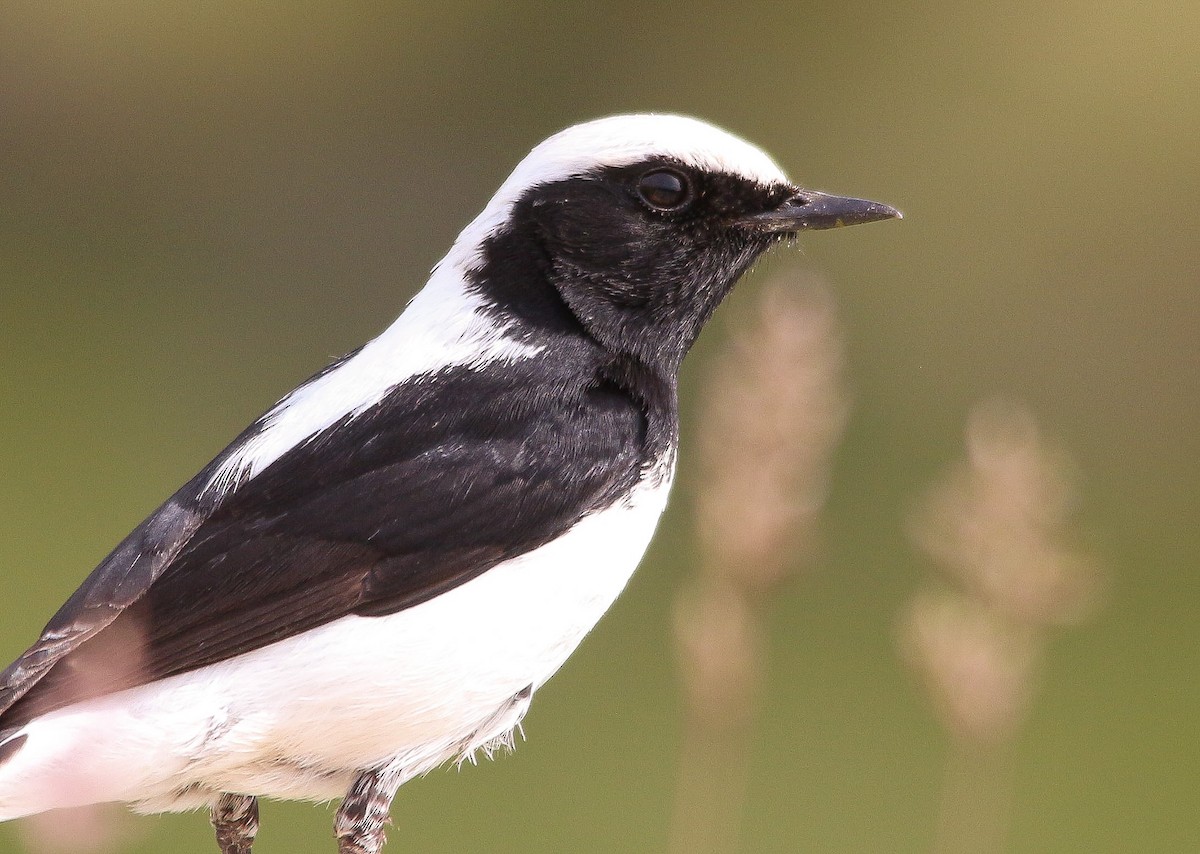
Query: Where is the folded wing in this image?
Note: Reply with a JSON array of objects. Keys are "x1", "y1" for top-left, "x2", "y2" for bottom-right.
[{"x1": 0, "y1": 356, "x2": 650, "y2": 727}]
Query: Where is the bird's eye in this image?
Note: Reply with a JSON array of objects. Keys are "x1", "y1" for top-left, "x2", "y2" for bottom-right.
[{"x1": 636, "y1": 168, "x2": 691, "y2": 211}]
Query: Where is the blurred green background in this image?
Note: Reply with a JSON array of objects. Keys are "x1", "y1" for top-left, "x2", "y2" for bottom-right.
[{"x1": 2, "y1": 1, "x2": 1197, "y2": 851}]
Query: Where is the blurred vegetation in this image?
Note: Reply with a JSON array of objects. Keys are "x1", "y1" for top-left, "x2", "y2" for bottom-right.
[{"x1": 1, "y1": 1, "x2": 1197, "y2": 851}]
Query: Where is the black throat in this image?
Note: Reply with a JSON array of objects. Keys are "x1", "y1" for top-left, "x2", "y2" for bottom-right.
[
  {"x1": 465, "y1": 170, "x2": 776, "y2": 410},
  {"x1": 464, "y1": 208, "x2": 676, "y2": 424}
]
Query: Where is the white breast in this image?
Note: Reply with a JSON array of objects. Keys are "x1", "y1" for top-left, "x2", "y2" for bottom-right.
[{"x1": 0, "y1": 461, "x2": 674, "y2": 819}]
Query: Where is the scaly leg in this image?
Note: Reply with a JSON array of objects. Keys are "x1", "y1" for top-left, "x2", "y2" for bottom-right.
[
  {"x1": 211, "y1": 792, "x2": 259, "y2": 854},
  {"x1": 335, "y1": 764, "x2": 405, "y2": 854}
]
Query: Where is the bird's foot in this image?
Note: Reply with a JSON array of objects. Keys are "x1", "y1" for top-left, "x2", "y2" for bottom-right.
[{"x1": 211, "y1": 792, "x2": 259, "y2": 854}]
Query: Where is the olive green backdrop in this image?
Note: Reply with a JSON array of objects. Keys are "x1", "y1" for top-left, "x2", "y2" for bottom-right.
[{"x1": 1, "y1": 1, "x2": 1196, "y2": 851}]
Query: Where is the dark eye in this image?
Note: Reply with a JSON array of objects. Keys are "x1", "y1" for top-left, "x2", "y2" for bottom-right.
[{"x1": 636, "y1": 168, "x2": 691, "y2": 211}]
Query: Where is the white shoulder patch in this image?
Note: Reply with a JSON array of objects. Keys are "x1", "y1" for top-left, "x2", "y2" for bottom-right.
[{"x1": 204, "y1": 267, "x2": 541, "y2": 498}]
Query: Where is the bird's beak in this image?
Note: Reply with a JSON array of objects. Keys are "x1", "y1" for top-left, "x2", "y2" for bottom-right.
[{"x1": 742, "y1": 190, "x2": 902, "y2": 233}]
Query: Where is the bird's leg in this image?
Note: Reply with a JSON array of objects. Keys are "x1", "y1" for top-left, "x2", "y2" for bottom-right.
[
  {"x1": 334, "y1": 764, "x2": 405, "y2": 854},
  {"x1": 211, "y1": 792, "x2": 259, "y2": 854}
]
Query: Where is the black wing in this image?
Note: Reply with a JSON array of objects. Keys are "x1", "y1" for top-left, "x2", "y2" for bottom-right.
[{"x1": 0, "y1": 355, "x2": 655, "y2": 727}]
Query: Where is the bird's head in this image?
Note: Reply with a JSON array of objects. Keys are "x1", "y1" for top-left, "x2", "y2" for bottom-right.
[{"x1": 448, "y1": 114, "x2": 900, "y2": 376}]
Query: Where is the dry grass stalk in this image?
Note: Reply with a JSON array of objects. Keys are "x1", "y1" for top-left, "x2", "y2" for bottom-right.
[
  {"x1": 670, "y1": 272, "x2": 849, "y2": 854},
  {"x1": 908, "y1": 399, "x2": 1100, "y2": 627},
  {"x1": 692, "y1": 278, "x2": 850, "y2": 594},
  {"x1": 900, "y1": 398, "x2": 1101, "y2": 853}
]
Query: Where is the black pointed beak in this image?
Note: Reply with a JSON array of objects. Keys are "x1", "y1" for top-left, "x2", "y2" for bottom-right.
[{"x1": 742, "y1": 190, "x2": 902, "y2": 233}]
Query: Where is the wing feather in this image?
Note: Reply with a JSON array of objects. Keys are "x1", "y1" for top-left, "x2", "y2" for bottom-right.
[{"x1": 0, "y1": 356, "x2": 654, "y2": 727}]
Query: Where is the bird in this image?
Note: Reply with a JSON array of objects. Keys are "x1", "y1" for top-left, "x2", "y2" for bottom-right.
[{"x1": 0, "y1": 114, "x2": 899, "y2": 853}]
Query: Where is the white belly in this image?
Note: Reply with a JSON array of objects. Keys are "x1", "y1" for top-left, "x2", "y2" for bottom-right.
[{"x1": 0, "y1": 466, "x2": 672, "y2": 818}]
